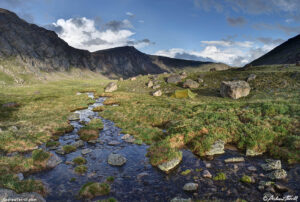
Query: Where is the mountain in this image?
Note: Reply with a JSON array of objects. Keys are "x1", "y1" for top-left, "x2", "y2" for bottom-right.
[
  {"x1": 249, "y1": 34, "x2": 300, "y2": 66},
  {"x1": 0, "y1": 8, "x2": 228, "y2": 79}
]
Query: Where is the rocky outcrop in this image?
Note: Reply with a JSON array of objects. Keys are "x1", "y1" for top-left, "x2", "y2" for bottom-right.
[
  {"x1": 220, "y1": 81, "x2": 250, "y2": 99},
  {"x1": 104, "y1": 82, "x2": 118, "y2": 93}
]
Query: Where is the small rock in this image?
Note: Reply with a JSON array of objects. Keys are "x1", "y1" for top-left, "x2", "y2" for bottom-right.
[
  {"x1": 72, "y1": 140, "x2": 84, "y2": 148},
  {"x1": 261, "y1": 159, "x2": 281, "y2": 171},
  {"x1": 119, "y1": 77, "x2": 123, "y2": 81},
  {"x1": 205, "y1": 140, "x2": 225, "y2": 156},
  {"x1": 76, "y1": 92, "x2": 82, "y2": 95},
  {"x1": 183, "y1": 183, "x2": 198, "y2": 191},
  {"x1": 167, "y1": 75, "x2": 182, "y2": 84},
  {"x1": 247, "y1": 74, "x2": 256, "y2": 82},
  {"x1": 202, "y1": 170, "x2": 212, "y2": 178},
  {"x1": 108, "y1": 141, "x2": 121, "y2": 146},
  {"x1": 246, "y1": 148, "x2": 263, "y2": 156},
  {"x1": 104, "y1": 82, "x2": 118, "y2": 93},
  {"x1": 107, "y1": 153, "x2": 127, "y2": 166},
  {"x1": 147, "y1": 80, "x2": 154, "y2": 88},
  {"x1": 224, "y1": 157, "x2": 245, "y2": 163},
  {"x1": 267, "y1": 169, "x2": 287, "y2": 180},
  {"x1": 180, "y1": 72, "x2": 187, "y2": 79},
  {"x1": 46, "y1": 153, "x2": 62, "y2": 169},
  {"x1": 247, "y1": 166, "x2": 257, "y2": 172},
  {"x1": 153, "y1": 90, "x2": 162, "y2": 97},
  {"x1": 130, "y1": 77, "x2": 137, "y2": 81},
  {"x1": 68, "y1": 113, "x2": 80, "y2": 121},
  {"x1": 81, "y1": 148, "x2": 92, "y2": 155},
  {"x1": 274, "y1": 183, "x2": 289, "y2": 193},
  {"x1": 197, "y1": 78, "x2": 204, "y2": 83},
  {"x1": 17, "y1": 173, "x2": 24, "y2": 181},
  {"x1": 121, "y1": 134, "x2": 135, "y2": 143},
  {"x1": 152, "y1": 84, "x2": 161, "y2": 89},
  {"x1": 170, "y1": 197, "x2": 192, "y2": 202},
  {"x1": 55, "y1": 147, "x2": 65, "y2": 155},
  {"x1": 137, "y1": 172, "x2": 149, "y2": 181},
  {"x1": 183, "y1": 79, "x2": 199, "y2": 89},
  {"x1": 204, "y1": 162, "x2": 211, "y2": 168},
  {"x1": 8, "y1": 126, "x2": 18, "y2": 132}
]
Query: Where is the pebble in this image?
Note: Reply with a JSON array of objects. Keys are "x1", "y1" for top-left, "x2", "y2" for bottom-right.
[
  {"x1": 81, "y1": 148, "x2": 92, "y2": 155},
  {"x1": 247, "y1": 166, "x2": 257, "y2": 171},
  {"x1": 202, "y1": 170, "x2": 212, "y2": 178},
  {"x1": 183, "y1": 183, "x2": 198, "y2": 191}
]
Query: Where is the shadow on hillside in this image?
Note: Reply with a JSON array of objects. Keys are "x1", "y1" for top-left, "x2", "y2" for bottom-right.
[
  {"x1": 0, "y1": 93, "x2": 20, "y2": 122},
  {"x1": 193, "y1": 88, "x2": 221, "y2": 98}
]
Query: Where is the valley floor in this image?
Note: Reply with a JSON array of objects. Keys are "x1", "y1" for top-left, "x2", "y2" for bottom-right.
[{"x1": 0, "y1": 65, "x2": 299, "y2": 201}]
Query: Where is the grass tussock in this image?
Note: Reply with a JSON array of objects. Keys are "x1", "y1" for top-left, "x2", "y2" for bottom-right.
[{"x1": 78, "y1": 119, "x2": 103, "y2": 141}]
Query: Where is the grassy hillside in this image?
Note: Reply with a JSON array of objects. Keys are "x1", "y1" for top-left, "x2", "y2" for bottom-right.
[{"x1": 0, "y1": 64, "x2": 299, "y2": 194}]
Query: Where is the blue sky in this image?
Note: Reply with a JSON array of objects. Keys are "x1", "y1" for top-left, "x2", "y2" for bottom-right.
[{"x1": 1, "y1": 0, "x2": 300, "y2": 66}]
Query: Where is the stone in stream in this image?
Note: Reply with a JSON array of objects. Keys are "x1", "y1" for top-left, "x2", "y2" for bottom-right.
[
  {"x1": 204, "y1": 162, "x2": 211, "y2": 168},
  {"x1": 220, "y1": 80, "x2": 251, "y2": 99},
  {"x1": 266, "y1": 169, "x2": 287, "y2": 180},
  {"x1": 17, "y1": 173, "x2": 24, "y2": 181},
  {"x1": 202, "y1": 170, "x2": 212, "y2": 178},
  {"x1": 121, "y1": 134, "x2": 135, "y2": 143},
  {"x1": 68, "y1": 113, "x2": 80, "y2": 121},
  {"x1": 81, "y1": 148, "x2": 92, "y2": 155},
  {"x1": 137, "y1": 172, "x2": 149, "y2": 181},
  {"x1": 108, "y1": 140, "x2": 121, "y2": 146},
  {"x1": 46, "y1": 153, "x2": 62, "y2": 169},
  {"x1": 247, "y1": 166, "x2": 257, "y2": 172},
  {"x1": 107, "y1": 153, "x2": 127, "y2": 166},
  {"x1": 0, "y1": 188, "x2": 45, "y2": 202},
  {"x1": 183, "y1": 183, "x2": 198, "y2": 191},
  {"x1": 158, "y1": 152, "x2": 182, "y2": 172},
  {"x1": 72, "y1": 140, "x2": 84, "y2": 148},
  {"x1": 246, "y1": 148, "x2": 263, "y2": 156},
  {"x1": 104, "y1": 82, "x2": 118, "y2": 93},
  {"x1": 224, "y1": 157, "x2": 245, "y2": 163},
  {"x1": 205, "y1": 140, "x2": 225, "y2": 156},
  {"x1": 261, "y1": 159, "x2": 281, "y2": 171},
  {"x1": 170, "y1": 197, "x2": 192, "y2": 202},
  {"x1": 55, "y1": 147, "x2": 65, "y2": 155}
]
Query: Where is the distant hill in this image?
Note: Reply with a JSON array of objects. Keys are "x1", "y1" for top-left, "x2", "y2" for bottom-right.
[
  {"x1": 248, "y1": 34, "x2": 300, "y2": 67},
  {"x1": 0, "y1": 8, "x2": 228, "y2": 79}
]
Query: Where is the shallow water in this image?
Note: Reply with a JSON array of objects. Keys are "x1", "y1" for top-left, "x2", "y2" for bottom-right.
[{"x1": 30, "y1": 93, "x2": 300, "y2": 202}]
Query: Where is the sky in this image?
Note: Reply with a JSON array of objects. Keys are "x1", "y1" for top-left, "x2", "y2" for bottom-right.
[{"x1": 1, "y1": 0, "x2": 300, "y2": 66}]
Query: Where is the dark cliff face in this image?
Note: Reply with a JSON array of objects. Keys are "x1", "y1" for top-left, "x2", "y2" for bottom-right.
[
  {"x1": 0, "y1": 8, "x2": 219, "y2": 78},
  {"x1": 249, "y1": 34, "x2": 300, "y2": 67}
]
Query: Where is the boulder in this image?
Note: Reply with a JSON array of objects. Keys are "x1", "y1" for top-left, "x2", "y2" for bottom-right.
[
  {"x1": 183, "y1": 183, "x2": 198, "y2": 191},
  {"x1": 261, "y1": 159, "x2": 281, "y2": 171},
  {"x1": 167, "y1": 75, "x2": 182, "y2": 84},
  {"x1": 46, "y1": 153, "x2": 62, "y2": 169},
  {"x1": 153, "y1": 90, "x2": 162, "y2": 97},
  {"x1": 224, "y1": 157, "x2": 245, "y2": 163},
  {"x1": 147, "y1": 80, "x2": 153, "y2": 88},
  {"x1": 104, "y1": 82, "x2": 118, "y2": 93},
  {"x1": 247, "y1": 74, "x2": 256, "y2": 82},
  {"x1": 267, "y1": 169, "x2": 287, "y2": 180},
  {"x1": 183, "y1": 79, "x2": 199, "y2": 89},
  {"x1": 0, "y1": 188, "x2": 45, "y2": 202},
  {"x1": 220, "y1": 80, "x2": 251, "y2": 99},
  {"x1": 158, "y1": 152, "x2": 182, "y2": 172},
  {"x1": 205, "y1": 140, "x2": 225, "y2": 156},
  {"x1": 68, "y1": 113, "x2": 80, "y2": 121},
  {"x1": 107, "y1": 153, "x2": 127, "y2": 166}
]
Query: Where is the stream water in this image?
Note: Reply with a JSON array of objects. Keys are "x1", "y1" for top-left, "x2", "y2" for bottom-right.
[{"x1": 30, "y1": 93, "x2": 300, "y2": 202}]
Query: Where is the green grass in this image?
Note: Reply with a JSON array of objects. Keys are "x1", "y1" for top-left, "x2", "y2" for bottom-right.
[
  {"x1": 46, "y1": 141, "x2": 60, "y2": 148},
  {"x1": 78, "y1": 119, "x2": 103, "y2": 141},
  {"x1": 79, "y1": 182, "x2": 110, "y2": 199},
  {"x1": 181, "y1": 169, "x2": 192, "y2": 176},
  {"x1": 73, "y1": 156, "x2": 87, "y2": 165},
  {"x1": 213, "y1": 172, "x2": 227, "y2": 181},
  {"x1": 74, "y1": 165, "x2": 87, "y2": 174},
  {"x1": 32, "y1": 149, "x2": 50, "y2": 163},
  {"x1": 63, "y1": 145, "x2": 77, "y2": 154},
  {"x1": 97, "y1": 198, "x2": 117, "y2": 202},
  {"x1": 106, "y1": 176, "x2": 115, "y2": 182}
]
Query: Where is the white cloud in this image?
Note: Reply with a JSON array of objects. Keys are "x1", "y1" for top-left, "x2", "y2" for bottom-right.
[
  {"x1": 155, "y1": 38, "x2": 282, "y2": 67},
  {"x1": 126, "y1": 12, "x2": 134, "y2": 17},
  {"x1": 50, "y1": 17, "x2": 152, "y2": 52}
]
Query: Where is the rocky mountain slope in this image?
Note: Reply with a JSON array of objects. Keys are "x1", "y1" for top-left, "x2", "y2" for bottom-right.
[
  {"x1": 0, "y1": 8, "x2": 228, "y2": 79},
  {"x1": 249, "y1": 34, "x2": 300, "y2": 66}
]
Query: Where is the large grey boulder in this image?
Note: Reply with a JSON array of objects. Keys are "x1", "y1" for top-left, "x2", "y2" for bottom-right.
[
  {"x1": 104, "y1": 82, "x2": 118, "y2": 93},
  {"x1": 167, "y1": 75, "x2": 182, "y2": 84},
  {"x1": 108, "y1": 153, "x2": 127, "y2": 166},
  {"x1": 205, "y1": 140, "x2": 225, "y2": 156},
  {"x1": 158, "y1": 152, "x2": 182, "y2": 172},
  {"x1": 220, "y1": 80, "x2": 250, "y2": 99},
  {"x1": 46, "y1": 153, "x2": 62, "y2": 169},
  {"x1": 0, "y1": 189, "x2": 45, "y2": 202},
  {"x1": 183, "y1": 79, "x2": 199, "y2": 89}
]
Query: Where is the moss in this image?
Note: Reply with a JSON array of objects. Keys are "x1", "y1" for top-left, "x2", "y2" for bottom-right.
[
  {"x1": 79, "y1": 182, "x2": 110, "y2": 199},
  {"x1": 181, "y1": 169, "x2": 192, "y2": 176},
  {"x1": 78, "y1": 119, "x2": 103, "y2": 141},
  {"x1": 70, "y1": 177, "x2": 77, "y2": 182},
  {"x1": 73, "y1": 156, "x2": 87, "y2": 165},
  {"x1": 240, "y1": 175, "x2": 253, "y2": 183},
  {"x1": 32, "y1": 149, "x2": 50, "y2": 162},
  {"x1": 106, "y1": 176, "x2": 115, "y2": 182},
  {"x1": 74, "y1": 165, "x2": 87, "y2": 174},
  {"x1": 63, "y1": 145, "x2": 77, "y2": 154},
  {"x1": 93, "y1": 106, "x2": 105, "y2": 112},
  {"x1": 97, "y1": 198, "x2": 117, "y2": 202},
  {"x1": 213, "y1": 172, "x2": 227, "y2": 181},
  {"x1": 46, "y1": 141, "x2": 60, "y2": 148}
]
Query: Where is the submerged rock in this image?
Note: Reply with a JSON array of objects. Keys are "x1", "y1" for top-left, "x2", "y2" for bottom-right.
[
  {"x1": 108, "y1": 153, "x2": 127, "y2": 166},
  {"x1": 247, "y1": 166, "x2": 257, "y2": 172},
  {"x1": 183, "y1": 183, "x2": 198, "y2": 191},
  {"x1": 261, "y1": 159, "x2": 281, "y2": 171},
  {"x1": 68, "y1": 113, "x2": 80, "y2": 121},
  {"x1": 158, "y1": 152, "x2": 182, "y2": 172},
  {"x1": 224, "y1": 157, "x2": 245, "y2": 163},
  {"x1": 220, "y1": 80, "x2": 250, "y2": 99},
  {"x1": 46, "y1": 153, "x2": 62, "y2": 169},
  {"x1": 0, "y1": 188, "x2": 45, "y2": 202},
  {"x1": 81, "y1": 148, "x2": 92, "y2": 155},
  {"x1": 205, "y1": 140, "x2": 225, "y2": 156},
  {"x1": 267, "y1": 169, "x2": 287, "y2": 180},
  {"x1": 104, "y1": 82, "x2": 118, "y2": 93},
  {"x1": 108, "y1": 140, "x2": 121, "y2": 146}
]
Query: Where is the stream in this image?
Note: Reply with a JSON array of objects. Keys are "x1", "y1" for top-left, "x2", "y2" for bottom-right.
[{"x1": 30, "y1": 93, "x2": 300, "y2": 202}]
